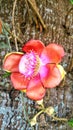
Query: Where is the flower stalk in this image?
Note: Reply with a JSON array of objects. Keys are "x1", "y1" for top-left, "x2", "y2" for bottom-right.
[{"x1": 30, "y1": 104, "x2": 68, "y2": 126}]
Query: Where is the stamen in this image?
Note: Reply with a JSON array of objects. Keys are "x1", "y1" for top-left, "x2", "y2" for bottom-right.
[
  {"x1": 33, "y1": 54, "x2": 41, "y2": 76},
  {"x1": 19, "y1": 51, "x2": 41, "y2": 78}
]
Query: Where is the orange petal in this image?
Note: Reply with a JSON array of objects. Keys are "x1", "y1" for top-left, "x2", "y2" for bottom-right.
[
  {"x1": 41, "y1": 43, "x2": 65, "y2": 64},
  {"x1": 3, "y1": 52, "x2": 23, "y2": 72},
  {"x1": 26, "y1": 75, "x2": 46, "y2": 100},
  {"x1": 40, "y1": 64, "x2": 62, "y2": 88},
  {"x1": 11, "y1": 72, "x2": 29, "y2": 90},
  {"x1": 22, "y1": 39, "x2": 45, "y2": 56}
]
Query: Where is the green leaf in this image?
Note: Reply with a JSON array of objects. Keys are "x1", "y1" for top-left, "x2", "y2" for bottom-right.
[
  {"x1": 2, "y1": 22, "x2": 10, "y2": 36},
  {"x1": 3, "y1": 71, "x2": 11, "y2": 78},
  {"x1": 68, "y1": 119, "x2": 73, "y2": 127},
  {"x1": 70, "y1": 0, "x2": 73, "y2": 4},
  {"x1": 0, "y1": 42, "x2": 9, "y2": 49}
]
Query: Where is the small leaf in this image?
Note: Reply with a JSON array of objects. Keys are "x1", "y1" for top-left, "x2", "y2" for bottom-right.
[
  {"x1": 3, "y1": 71, "x2": 11, "y2": 78},
  {"x1": 70, "y1": 0, "x2": 73, "y2": 4},
  {"x1": 68, "y1": 119, "x2": 73, "y2": 127},
  {"x1": 2, "y1": 22, "x2": 10, "y2": 36}
]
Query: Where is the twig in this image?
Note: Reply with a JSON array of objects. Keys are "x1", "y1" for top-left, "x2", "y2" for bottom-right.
[
  {"x1": 25, "y1": 0, "x2": 32, "y2": 23},
  {"x1": 27, "y1": 0, "x2": 46, "y2": 30},
  {"x1": 12, "y1": 0, "x2": 18, "y2": 51},
  {"x1": 45, "y1": 110, "x2": 68, "y2": 122}
]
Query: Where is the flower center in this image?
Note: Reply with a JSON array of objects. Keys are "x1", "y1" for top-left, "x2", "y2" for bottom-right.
[{"x1": 19, "y1": 51, "x2": 41, "y2": 78}]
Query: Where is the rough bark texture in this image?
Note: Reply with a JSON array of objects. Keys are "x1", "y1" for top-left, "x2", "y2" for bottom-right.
[{"x1": 0, "y1": 0, "x2": 73, "y2": 130}]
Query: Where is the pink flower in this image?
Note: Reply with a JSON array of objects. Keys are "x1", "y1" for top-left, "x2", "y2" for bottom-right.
[{"x1": 3, "y1": 40, "x2": 66, "y2": 100}]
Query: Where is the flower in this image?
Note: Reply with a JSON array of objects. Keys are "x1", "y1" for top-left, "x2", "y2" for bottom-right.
[{"x1": 3, "y1": 40, "x2": 66, "y2": 100}]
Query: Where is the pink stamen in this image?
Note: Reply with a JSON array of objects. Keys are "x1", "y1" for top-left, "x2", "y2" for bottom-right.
[{"x1": 19, "y1": 51, "x2": 40, "y2": 78}]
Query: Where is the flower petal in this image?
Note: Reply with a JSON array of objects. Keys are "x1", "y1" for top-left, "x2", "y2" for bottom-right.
[
  {"x1": 26, "y1": 75, "x2": 46, "y2": 100},
  {"x1": 3, "y1": 52, "x2": 23, "y2": 72},
  {"x1": 39, "y1": 65, "x2": 50, "y2": 78},
  {"x1": 41, "y1": 43, "x2": 65, "y2": 64},
  {"x1": 22, "y1": 39, "x2": 45, "y2": 55},
  {"x1": 40, "y1": 64, "x2": 63, "y2": 88},
  {"x1": 40, "y1": 49, "x2": 50, "y2": 65},
  {"x1": 11, "y1": 72, "x2": 29, "y2": 90}
]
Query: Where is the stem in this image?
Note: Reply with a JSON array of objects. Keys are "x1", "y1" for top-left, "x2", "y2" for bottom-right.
[
  {"x1": 46, "y1": 113, "x2": 68, "y2": 122},
  {"x1": 52, "y1": 116, "x2": 68, "y2": 122},
  {"x1": 12, "y1": 0, "x2": 18, "y2": 51},
  {"x1": 30, "y1": 109, "x2": 44, "y2": 126},
  {"x1": 44, "y1": 107, "x2": 68, "y2": 122},
  {"x1": 36, "y1": 99, "x2": 44, "y2": 109},
  {"x1": 34, "y1": 110, "x2": 44, "y2": 118},
  {"x1": 7, "y1": 36, "x2": 12, "y2": 51},
  {"x1": 25, "y1": 0, "x2": 32, "y2": 23},
  {"x1": 27, "y1": 0, "x2": 46, "y2": 29}
]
